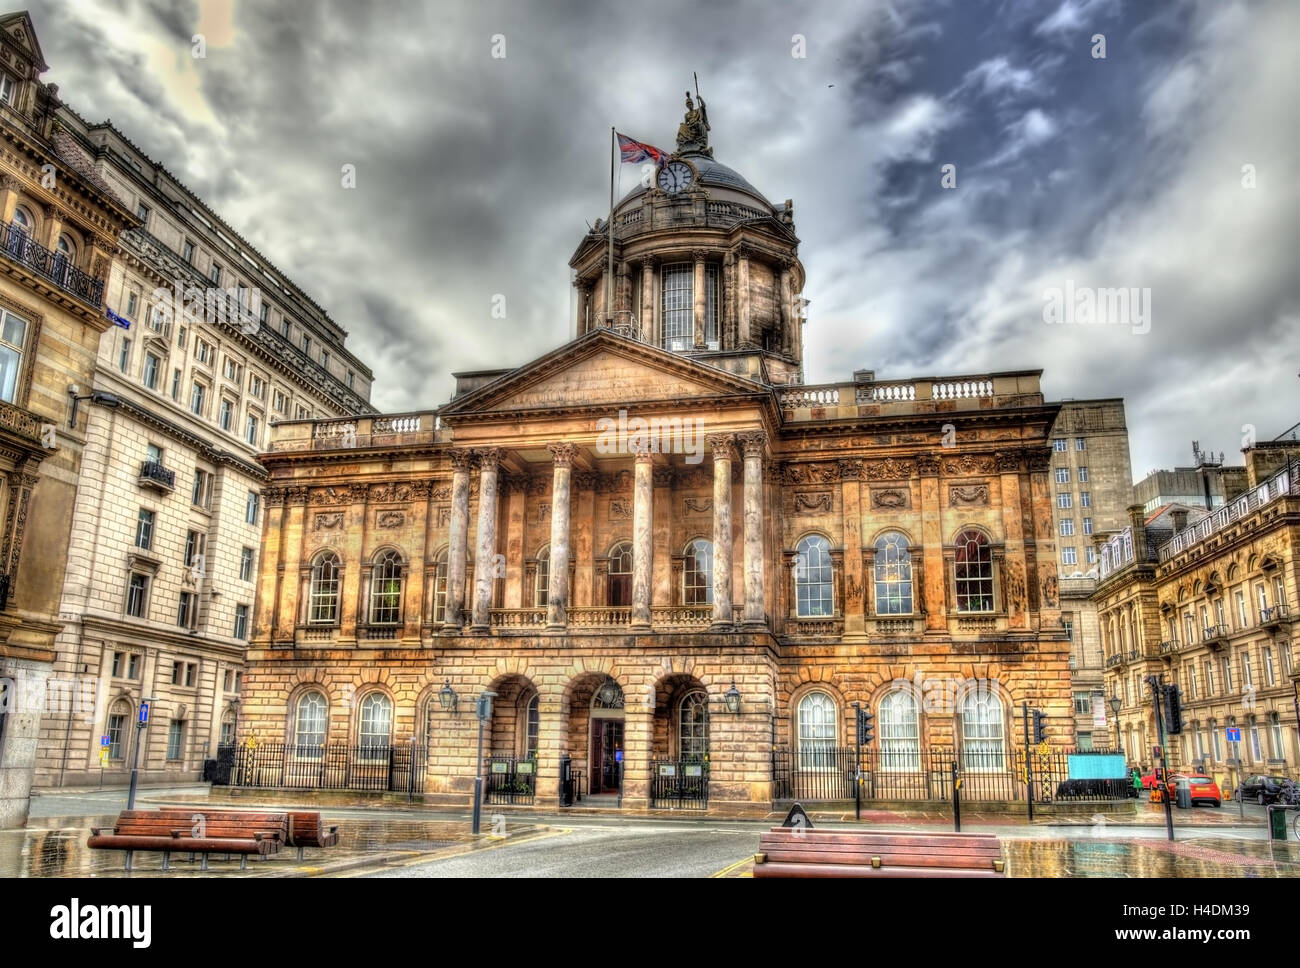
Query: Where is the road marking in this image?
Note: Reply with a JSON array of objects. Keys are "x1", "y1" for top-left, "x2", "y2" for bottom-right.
[
  {"x1": 338, "y1": 826, "x2": 571, "y2": 876},
  {"x1": 709, "y1": 855, "x2": 754, "y2": 878}
]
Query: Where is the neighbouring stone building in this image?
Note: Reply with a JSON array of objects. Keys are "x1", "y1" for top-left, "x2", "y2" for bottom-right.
[
  {"x1": 237, "y1": 97, "x2": 1074, "y2": 814},
  {"x1": 1096, "y1": 439, "x2": 1300, "y2": 783},
  {"x1": 23, "y1": 37, "x2": 375, "y2": 791},
  {"x1": 1048, "y1": 399, "x2": 1134, "y2": 749},
  {"x1": 0, "y1": 11, "x2": 137, "y2": 826}
]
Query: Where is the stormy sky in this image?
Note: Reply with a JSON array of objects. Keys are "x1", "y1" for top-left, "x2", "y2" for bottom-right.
[{"x1": 35, "y1": 0, "x2": 1298, "y2": 478}]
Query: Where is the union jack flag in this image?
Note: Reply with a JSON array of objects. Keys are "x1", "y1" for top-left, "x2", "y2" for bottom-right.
[{"x1": 616, "y1": 132, "x2": 669, "y2": 168}]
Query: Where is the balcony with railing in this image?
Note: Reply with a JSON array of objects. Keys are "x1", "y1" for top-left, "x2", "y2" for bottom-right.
[
  {"x1": 270, "y1": 412, "x2": 449, "y2": 453},
  {"x1": 1260, "y1": 604, "x2": 1292, "y2": 629},
  {"x1": 0, "y1": 220, "x2": 105, "y2": 308},
  {"x1": 1159, "y1": 459, "x2": 1300, "y2": 562},
  {"x1": 779, "y1": 371, "x2": 1044, "y2": 422},
  {"x1": 1201, "y1": 624, "x2": 1230, "y2": 649},
  {"x1": 1105, "y1": 653, "x2": 1123, "y2": 668},
  {"x1": 1158, "y1": 638, "x2": 1180, "y2": 656},
  {"x1": 137, "y1": 460, "x2": 176, "y2": 493}
]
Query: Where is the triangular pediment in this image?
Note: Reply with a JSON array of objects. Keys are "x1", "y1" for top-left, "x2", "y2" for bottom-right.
[
  {"x1": 0, "y1": 13, "x2": 48, "y2": 72},
  {"x1": 444, "y1": 330, "x2": 770, "y2": 416}
]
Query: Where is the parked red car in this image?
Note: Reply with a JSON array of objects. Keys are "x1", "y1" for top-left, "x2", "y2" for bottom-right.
[{"x1": 1167, "y1": 773, "x2": 1222, "y2": 807}]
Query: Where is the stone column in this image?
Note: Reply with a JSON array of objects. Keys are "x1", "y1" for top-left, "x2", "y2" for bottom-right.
[
  {"x1": 639, "y1": 259, "x2": 655, "y2": 343},
  {"x1": 471, "y1": 448, "x2": 502, "y2": 632},
  {"x1": 546, "y1": 442, "x2": 577, "y2": 628},
  {"x1": 839, "y1": 459, "x2": 867, "y2": 639},
  {"x1": 996, "y1": 453, "x2": 1026, "y2": 629},
  {"x1": 917, "y1": 454, "x2": 946, "y2": 632},
  {"x1": 337, "y1": 482, "x2": 368, "y2": 644},
  {"x1": 632, "y1": 445, "x2": 654, "y2": 629},
  {"x1": 576, "y1": 284, "x2": 590, "y2": 336},
  {"x1": 692, "y1": 250, "x2": 707, "y2": 348},
  {"x1": 652, "y1": 467, "x2": 674, "y2": 608},
  {"x1": 403, "y1": 480, "x2": 430, "y2": 644},
  {"x1": 444, "y1": 450, "x2": 472, "y2": 630},
  {"x1": 738, "y1": 431, "x2": 767, "y2": 627},
  {"x1": 708, "y1": 434, "x2": 735, "y2": 627},
  {"x1": 779, "y1": 261, "x2": 794, "y2": 355},
  {"x1": 736, "y1": 245, "x2": 752, "y2": 348}
]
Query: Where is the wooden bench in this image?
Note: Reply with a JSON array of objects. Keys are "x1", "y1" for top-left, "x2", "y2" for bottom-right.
[
  {"x1": 286, "y1": 811, "x2": 340, "y2": 860},
  {"x1": 88, "y1": 809, "x2": 289, "y2": 871},
  {"x1": 753, "y1": 828, "x2": 1007, "y2": 878}
]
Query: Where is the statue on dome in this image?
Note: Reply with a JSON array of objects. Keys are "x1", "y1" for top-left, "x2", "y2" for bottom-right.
[{"x1": 676, "y1": 90, "x2": 710, "y2": 151}]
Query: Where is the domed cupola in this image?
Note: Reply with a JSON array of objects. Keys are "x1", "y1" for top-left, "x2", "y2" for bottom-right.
[{"x1": 569, "y1": 90, "x2": 808, "y2": 387}]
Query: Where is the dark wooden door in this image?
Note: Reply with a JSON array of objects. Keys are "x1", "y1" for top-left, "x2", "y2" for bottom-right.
[{"x1": 590, "y1": 719, "x2": 625, "y2": 793}]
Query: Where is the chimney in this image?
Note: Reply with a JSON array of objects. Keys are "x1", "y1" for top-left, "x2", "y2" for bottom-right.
[
  {"x1": 1127, "y1": 505, "x2": 1146, "y2": 559},
  {"x1": 1170, "y1": 508, "x2": 1188, "y2": 534}
]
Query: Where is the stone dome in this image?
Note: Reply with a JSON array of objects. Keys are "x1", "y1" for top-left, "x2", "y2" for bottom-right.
[{"x1": 616, "y1": 149, "x2": 775, "y2": 214}]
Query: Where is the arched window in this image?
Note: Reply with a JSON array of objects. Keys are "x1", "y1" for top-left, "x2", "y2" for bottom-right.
[
  {"x1": 368, "y1": 550, "x2": 403, "y2": 625},
  {"x1": 683, "y1": 538, "x2": 713, "y2": 606},
  {"x1": 608, "y1": 542, "x2": 633, "y2": 607},
  {"x1": 294, "y1": 691, "x2": 327, "y2": 749},
  {"x1": 7, "y1": 206, "x2": 33, "y2": 259},
  {"x1": 795, "y1": 534, "x2": 833, "y2": 617},
  {"x1": 679, "y1": 690, "x2": 710, "y2": 762},
  {"x1": 358, "y1": 693, "x2": 392, "y2": 756},
  {"x1": 953, "y1": 529, "x2": 994, "y2": 613},
  {"x1": 431, "y1": 548, "x2": 448, "y2": 624},
  {"x1": 106, "y1": 699, "x2": 132, "y2": 760},
  {"x1": 880, "y1": 690, "x2": 920, "y2": 770},
  {"x1": 797, "y1": 692, "x2": 837, "y2": 770},
  {"x1": 524, "y1": 694, "x2": 540, "y2": 760},
  {"x1": 960, "y1": 690, "x2": 1004, "y2": 771},
  {"x1": 54, "y1": 234, "x2": 74, "y2": 284},
  {"x1": 534, "y1": 544, "x2": 550, "y2": 609},
  {"x1": 874, "y1": 532, "x2": 913, "y2": 615}
]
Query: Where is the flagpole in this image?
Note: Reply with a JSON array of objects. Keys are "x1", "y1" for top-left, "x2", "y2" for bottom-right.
[{"x1": 606, "y1": 125, "x2": 615, "y2": 327}]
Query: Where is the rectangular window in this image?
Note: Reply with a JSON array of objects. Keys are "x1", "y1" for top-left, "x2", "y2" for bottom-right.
[
  {"x1": 1085, "y1": 546, "x2": 1096, "y2": 564},
  {"x1": 177, "y1": 592, "x2": 195, "y2": 629},
  {"x1": 111, "y1": 651, "x2": 123, "y2": 677},
  {"x1": 1073, "y1": 691, "x2": 1092, "y2": 715},
  {"x1": 190, "y1": 382, "x2": 207, "y2": 416},
  {"x1": 245, "y1": 490, "x2": 259, "y2": 525},
  {"x1": 281, "y1": 318, "x2": 291, "y2": 338},
  {"x1": 1222, "y1": 656, "x2": 1233, "y2": 694},
  {"x1": 1061, "y1": 547, "x2": 1077, "y2": 566},
  {"x1": 170, "y1": 368, "x2": 181, "y2": 400},
  {"x1": 167, "y1": 720, "x2": 183, "y2": 760},
  {"x1": 1263, "y1": 646, "x2": 1275, "y2": 686},
  {"x1": 234, "y1": 604, "x2": 248, "y2": 640},
  {"x1": 126, "y1": 291, "x2": 139, "y2": 318},
  {"x1": 209, "y1": 263, "x2": 222, "y2": 285},
  {"x1": 223, "y1": 357, "x2": 241, "y2": 381},
  {"x1": 134, "y1": 508, "x2": 154, "y2": 550},
  {"x1": 196, "y1": 340, "x2": 213, "y2": 365},
  {"x1": 1188, "y1": 664, "x2": 1197, "y2": 699},
  {"x1": 1078, "y1": 467, "x2": 1089, "y2": 483},
  {"x1": 218, "y1": 398, "x2": 233, "y2": 430},
  {"x1": 136, "y1": 202, "x2": 150, "y2": 224},
  {"x1": 142, "y1": 352, "x2": 160, "y2": 390},
  {"x1": 1205, "y1": 661, "x2": 1215, "y2": 696},
  {"x1": 272, "y1": 389, "x2": 287, "y2": 414},
  {"x1": 300, "y1": 333, "x2": 311, "y2": 355},
  {"x1": 244, "y1": 413, "x2": 259, "y2": 445},
  {"x1": 1242, "y1": 652, "x2": 1253, "y2": 688},
  {"x1": 0, "y1": 75, "x2": 14, "y2": 105},
  {"x1": 320, "y1": 349, "x2": 329, "y2": 369},
  {"x1": 183, "y1": 530, "x2": 205, "y2": 570},
  {"x1": 1055, "y1": 468, "x2": 1069, "y2": 484},
  {"x1": 1274, "y1": 576, "x2": 1285, "y2": 608},
  {"x1": 186, "y1": 663, "x2": 196, "y2": 687},
  {"x1": 660, "y1": 263, "x2": 693, "y2": 352},
  {"x1": 146, "y1": 441, "x2": 162, "y2": 465},
  {"x1": 126, "y1": 574, "x2": 148, "y2": 617},
  {"x1": 107, "y1": 714, "x2": 125, "y2": 759},
  {"x1": 128, "y1": 654, "x2": 139, "y2": 679},
  {"x1": 347, "y1": 371, "x2": 354, "y2": 390},
  {"x1": 240, "y1": 547, "x2": 254, "y2": 582},
  {"x1": 1082, "y1": 517, "x2": 1093, "y2": 535},
  {"x1": 1053, "y1": 439, "x2": 1067, "y2": 452},
  {"x1": 1080, "y1": 492, "x2": 1091, "y2": 508},
  {"x1": 118, "y1": 337, "x2": 131, "y2": 372},
  {"x1": 191, "y1": 468, "x2": 212, "y2": 508},
  {"x1": 295, "y1": 404, "x2": 310, "y2": 419},
  {"x1": 1059, "y1": 519, "x2": 1074, "y2": 536},
  {"x1": 177, "y1": 326, "x2": 187, "y2": 350},
  {"x1": 249, "y1": 374, "x2": 265, "y2": 399},
  {"x1": 259, "y1": 303, "x2": 269, "y2": 324},
  {"x1": 1075, "y1": 437, "x2": 1086, "y2": 450},
  {"x1": 1057, "y1": 493, "x2": 1072, "y2": 508},
  {"x1": 182, "y1": 240, "x2": 195, "y2": 264}
]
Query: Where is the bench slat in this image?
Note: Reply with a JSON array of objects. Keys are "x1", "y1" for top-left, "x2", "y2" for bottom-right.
[{"x1": 754, "y1": 861, "x2": 1004, "y2": 879}]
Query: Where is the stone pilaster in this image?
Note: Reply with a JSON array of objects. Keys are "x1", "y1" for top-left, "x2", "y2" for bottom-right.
[
  {"x1": 639, "y1": 259, "x2": 655, "y2": 343},
  {"x1": 739, "y1": 431, "x2": 767, "y2": 627},
  {"x1": 917, "y1": 453, "x2": 946, "y2": 631},
  {"x1": 708, "y1": 434, "x2": 735, "y2": 627},
  {"x1": 736, "y1": 244, "x2": 752, "y2": 348},
  {"x1": 692, "y1": 250, "x2": 707, "y2": 349},
  {"x1": 838, "y1": 458, "x2": 867, "y2": 638},
  {"x1": 632, "y1": 445, "x2": 654, "y2": 628},
  {"x1": 337, "y1": 482, "x2": 368, "y2": 644},
  {"x1": 546, "y1": 442, "x2": 577, "y2": 628},
  {"x1": 444, "y1": 450, "x2": 472, "y2": 630},
  {"x1": 471, "y1": 448, "x2": 502, "y2": 632}
]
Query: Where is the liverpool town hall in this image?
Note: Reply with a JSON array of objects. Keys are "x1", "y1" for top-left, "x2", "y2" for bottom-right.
[{"x1": 238, "y1": 99, "x2": 1073, "y2": 814}]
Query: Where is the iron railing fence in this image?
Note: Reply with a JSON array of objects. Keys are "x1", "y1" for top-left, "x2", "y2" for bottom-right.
[
  {"x1": 772, "y1": 746, "x2": 1135, "y2": 803},
  {"x1": 483, "y1": 755, "x2": 537, "y2": 805},
  {"x1": 212, "y1": 743, "x2": 426, "y2": 799}
]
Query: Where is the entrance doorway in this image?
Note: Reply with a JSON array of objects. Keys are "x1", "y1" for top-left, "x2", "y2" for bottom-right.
[{"x1": 590, "y1": 718, "x2": 624, "y2": 794}]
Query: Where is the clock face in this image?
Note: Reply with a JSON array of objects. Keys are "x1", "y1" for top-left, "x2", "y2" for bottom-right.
[{"x1": 657, "y1": 160, "x2": 694, "y2": 193}]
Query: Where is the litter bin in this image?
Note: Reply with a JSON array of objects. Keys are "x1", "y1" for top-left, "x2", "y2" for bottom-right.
[
  {"x1": 1176, "y1": 782, "x2": 1192, "y2": 810},
  {"x1": 559, "y1": 754, "x2": 573, "y2": 807},
  {"x1": 1269, "y1": 806, "x2": 1288, "y2": 841}
]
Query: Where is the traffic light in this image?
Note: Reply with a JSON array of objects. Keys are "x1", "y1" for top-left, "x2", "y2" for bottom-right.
[
  {"x1": 1032, "y1": 709, "x2": 1048, "y2": 744},
  {"x1": 857, "y1": 706, "x2": 875, "y2": 745},
  {"x1": 1163, "y1": 684, "x2": 1183, "y2": 735}
]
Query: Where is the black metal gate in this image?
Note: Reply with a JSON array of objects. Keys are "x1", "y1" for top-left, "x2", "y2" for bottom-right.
[
  {"x1": 212, "y1": 743, "x2": 426, "y2": 799},
  {"x1": 649, "y1": 759, "x2": 709, "y2": 809},
  {"x1": 483, "y1": 756, "x2": 536, "y2": 805}
]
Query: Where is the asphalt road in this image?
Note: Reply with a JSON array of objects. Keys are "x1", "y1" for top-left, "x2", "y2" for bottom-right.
[{"x1": 363, "y1": 821, "x2": 758, "y2": 878}]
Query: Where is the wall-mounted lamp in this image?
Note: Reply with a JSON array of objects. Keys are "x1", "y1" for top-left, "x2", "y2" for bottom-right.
[{"x1": 67, "y1": 384, "x2": 120, "y2": 429}]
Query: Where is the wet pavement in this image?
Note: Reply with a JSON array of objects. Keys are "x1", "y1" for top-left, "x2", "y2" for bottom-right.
[{"x1": 7, "y1": 784, "x2": 1299, "y2": 877}]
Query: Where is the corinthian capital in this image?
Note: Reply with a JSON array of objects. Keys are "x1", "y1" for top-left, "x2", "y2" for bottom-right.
[
  {"x1": 547, "y1": 441, "x2": 578, "y2": 468},
  {"x1": 706, "y1": 433, "x2": 736, "y2": 462},
  {"x1": 737, "y1": 430, "x2": 768, "y2": 459}
]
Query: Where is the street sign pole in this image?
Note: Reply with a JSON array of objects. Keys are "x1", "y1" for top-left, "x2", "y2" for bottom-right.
[
  {"x1": 126, "y1": 698, "x2": 153, "y2": 810},
  {"x1": 1233, "y1": 738, "x2": 1243, "y2": 819},
  {"x1": 1022, "y1": 702, "x2": 1034, "y2": 822},
  {"x1": 1148, "y1": 677, "x2": 1174, "y2": 841},
  {"x1": 852, "y1": 701, "x2": 862, "y2": 821}
]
